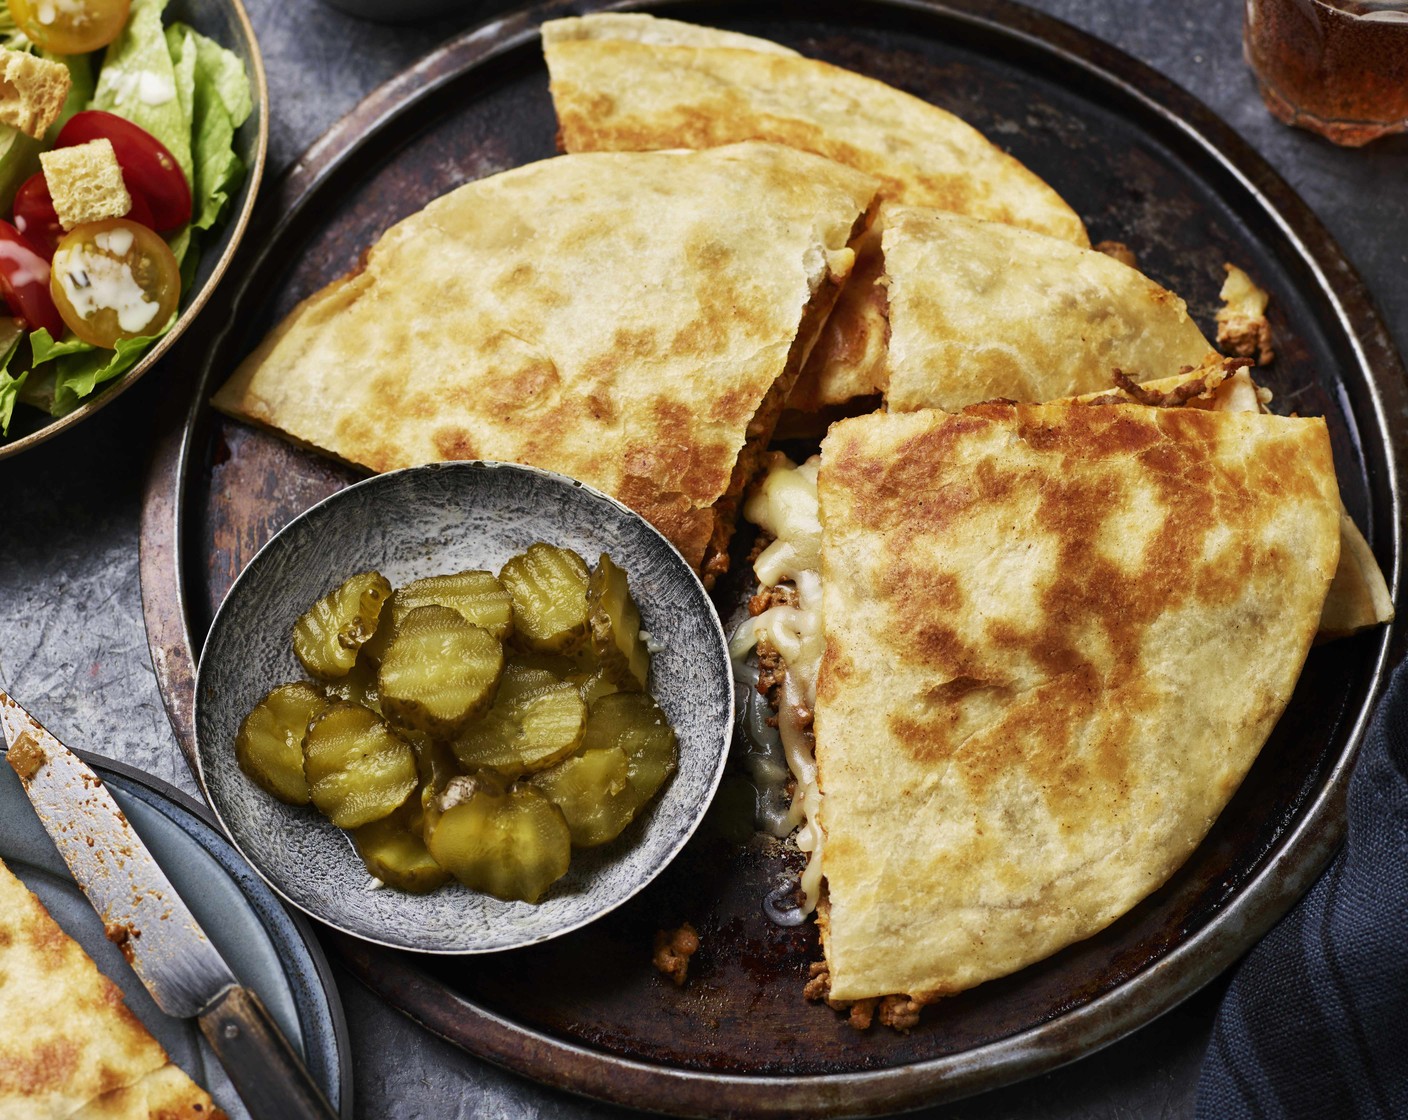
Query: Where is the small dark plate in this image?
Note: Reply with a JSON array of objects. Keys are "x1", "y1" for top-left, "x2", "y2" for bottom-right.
[
  {"x1": 140, "y1": 0, "x2": 1405, "y2": 1115},
  {"x1": 0, "y1": 746, "x2": 352, "y2": 1119}
]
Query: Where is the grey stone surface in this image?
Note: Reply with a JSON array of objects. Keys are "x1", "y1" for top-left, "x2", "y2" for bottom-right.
[{"x1": 0, "y1": 0, "x2": 1401, "y2": 1117}]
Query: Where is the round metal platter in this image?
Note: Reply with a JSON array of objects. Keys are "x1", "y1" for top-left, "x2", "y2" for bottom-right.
[
  {"x1": 139, "y1": 0, "x2": 1406, "y2": 1115},
  {"x1": 0, "y1": 0, "x2": 269, "y2": 459}
]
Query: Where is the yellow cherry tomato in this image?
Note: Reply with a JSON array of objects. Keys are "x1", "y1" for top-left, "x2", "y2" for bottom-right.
[
  {"x1": 50, "y1": 218, "x2": 180, "y2": 349},
  {"x1": 7, "y1": 0, "x2": 130, "y2": 54}
]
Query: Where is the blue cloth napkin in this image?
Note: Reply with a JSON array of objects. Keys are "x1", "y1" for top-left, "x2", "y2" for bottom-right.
[{"x1": 1196, "y1": 658, "x2": 1408, "y2": 1118}]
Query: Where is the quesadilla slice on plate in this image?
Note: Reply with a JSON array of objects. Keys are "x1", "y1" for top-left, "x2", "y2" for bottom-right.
[
  {"x1": 0, "y1": 856, "x2": 225, "y2": 1119},
  {"x1": 541, "y1": 12, "x2": 1087, "y2": 417},
  {"x1": 882, "y1": 205, "x2": 1215, "y2": 411},
  {"x1": 736, "y1": 368, "x2": 1347, "y2": 1017},
  {"x1": 213, "y1": 142, "x2": 878, "y2": 582}
]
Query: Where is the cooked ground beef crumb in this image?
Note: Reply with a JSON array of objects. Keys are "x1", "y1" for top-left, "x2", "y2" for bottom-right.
[
  {"x1": 1094, "y1": 239, "x2": 1137, "y2": 269},
  {"x1": 1217, "y1": 311, "x2": 1275, "y2": 367},
  {"x1": 652, "y1": 923, "x2": 700, "y2": 987},
  {"x1": 804, "y1": 960, "x2": 926, "y2": 1032}
]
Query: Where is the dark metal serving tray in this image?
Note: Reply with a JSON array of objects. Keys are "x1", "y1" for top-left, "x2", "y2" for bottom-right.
[{"x1": 139, "y1": 1, "x2": 1407, "y2": 1115}]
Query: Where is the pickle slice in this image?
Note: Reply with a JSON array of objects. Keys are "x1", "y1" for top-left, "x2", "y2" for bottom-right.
[
  {"x1": 396, "y1": 570, "x2": 514, "y2": 640},
  {"x1": 424, "y1": 772, "x2": 571, "y2": 903},
  {"x1": 451, "y1": 665, "x2": 585, "y2": 778},
  {"x1": 322, "y1": 653, "x2": 382, "y2": 715},
  {"x1": 293, "y1": 571, "x2": 393, "y2": 679},
  {"x1": 589, "y1": 553, "x2": 650, "y2": 691},
  {"x1": 583, "y1": 691, "x2": 678, "y2": 807},
  {"x1": 303, "y1": 701, "x2": 418, "y2": 828},
  {"x1": 531, "y1": 746, "x2": 637, "y2": 847},
  {"x1": 577, "y1": 665, "x2": 623, "y2": 708},
  {"x1": 500, "y1": 544, "x2": 591, "y2": 653},
  {"x1": 235, "y1": 681, "x2": 328, "y2": 805},
  {"x1": 378, "y1": 605, "x2": 504, "y2": 737},
  {"x1": 352, "y1": 802, "x2": 450, "y2": 894}
]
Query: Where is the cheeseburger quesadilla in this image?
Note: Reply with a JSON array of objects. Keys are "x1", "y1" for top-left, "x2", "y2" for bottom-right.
[
  {"x1": 0, "y1": 857, "x2": 225, "y2": 1119},
  {"x1": 739, "y1": 363, "x2": 1346, "y2": 1015},
  {"x1": 212, "y1": 142, "x2": 879, "y2": 580},
  {"x1": 881, "y1": 205, "x2": 1215, "y2": 411},
  {"x1": 541, "y1": 13, "x2": 1088, "y2": 414}
]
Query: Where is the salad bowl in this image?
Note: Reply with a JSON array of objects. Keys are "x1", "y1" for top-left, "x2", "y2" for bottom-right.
[{"x1": 0, "y1": 0, "x2": 267, "y2": 459}]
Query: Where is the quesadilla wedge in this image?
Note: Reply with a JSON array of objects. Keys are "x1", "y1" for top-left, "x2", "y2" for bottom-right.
[
  {"x1": 541, "y1": 13, "x2": 1088, "y2": 416},
  {"x1": 0, "y1": 856, "x2": 225, "y2": 1119},
  {"x1": 882, "y1": 205, "x2": 1214, "y2": 411},
  {"x1": 212, "y1": 142, "x2": 878, "y2": 581},
  {"x1": 737, "y1": 366, "x2": 1346, "y2": 1014}
]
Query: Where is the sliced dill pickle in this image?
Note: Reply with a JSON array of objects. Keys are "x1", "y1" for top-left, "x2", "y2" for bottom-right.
[
  {"x1": 500, "y1": 544, "x2": 590, "y2": 653},
  {"x1": 234, "y1": 681, "x2": 328, "y2": 805},
  {"x1": 531, "y1": 746, "x2": 637, "y2": 847},
  {"x1": 414, "y1": 737, "x2": 460, "y2": 825},
  {"x1": 423, "y1": 772, "x2": 571, "y2": 903},
  {"x1": 293, "y1": 571, "x2": 393, "y2": 679},
  {"x1": 577, "y1": 665, "x2": 624, "y2": 708},
  {"x1": 451, "y1": 665, "x2": 585, "y2": 778},
  {"x1": 322, "y1": 653, "x2": 382, "y2": 715},
  {"x1": 378, "y1": 605, "x2": 504, "y2": 737},
  {"x1": 352, "y1": 802, "x2": 450, "y2": 893},
  {"x1": 583, "y1": 691, "x2": 678, "y2": 807},
  {"x1": 303, "y1": 701, "x2": 418, "y2": 828},
  {"x1": 507, "y1": 650, "x2": 579, "y2": 679},
  {"x1": 588, "y1": 553, "x2": 650, "y2": 691},
  {"x1": 396, "y1": 571, "x2": 514, "y2": 640},
  {"x1": 358, "y1": 592, "x2": 400, "y2": 665}
]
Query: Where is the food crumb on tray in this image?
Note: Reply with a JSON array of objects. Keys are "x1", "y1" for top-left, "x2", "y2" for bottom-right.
[
  {"x1": 652, "y1": 922, "x2": 700, "y2": 986},
  {"x1": 1216, "y1": 262, "x2": 1275, "y2": 366}
]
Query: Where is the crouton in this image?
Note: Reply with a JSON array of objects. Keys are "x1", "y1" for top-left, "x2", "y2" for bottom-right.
[
  {"x1": 41, "y1": 139, "x2": 132, "y2": 231},
  {"x1": 0, "y1": 48, "x2": 70, "y2": 139}
]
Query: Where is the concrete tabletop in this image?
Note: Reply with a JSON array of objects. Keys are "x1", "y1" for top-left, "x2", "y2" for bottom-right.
[{"x1": 0, "y1": 1, "x2": 1403, "y2": 1117}]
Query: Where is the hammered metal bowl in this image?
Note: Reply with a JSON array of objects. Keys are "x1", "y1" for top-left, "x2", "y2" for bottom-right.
[{"x1": 194, "y1": 461, "x2": 734, "y2": 953}]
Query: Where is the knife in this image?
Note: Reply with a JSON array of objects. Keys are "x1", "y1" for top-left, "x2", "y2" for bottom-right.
[{"x1": 0, "y1": 690, "x2": 338, "y2": 1120}]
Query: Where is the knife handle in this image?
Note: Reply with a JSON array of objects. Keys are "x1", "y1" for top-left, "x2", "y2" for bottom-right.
[{"x1": 199, "y1": 986, "x2": 339, "y2": 1120}]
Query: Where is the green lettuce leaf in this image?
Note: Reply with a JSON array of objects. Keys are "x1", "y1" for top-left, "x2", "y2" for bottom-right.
[
  {"x1": 0, "y1": 364, "x2": 25, "y2": 436},
  {"x1": 29, "y1": 320, "x2": 174, "y2": 416},
  {"x1": 91, "y1": 0, "x2": 193, "y2": 183}
]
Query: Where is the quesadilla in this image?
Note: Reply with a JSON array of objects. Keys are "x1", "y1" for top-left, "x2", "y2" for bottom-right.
[
  {"x1": 213, "y1": 142, "x2": 878, "y2": 581},
  {"x1": 738, "y1": 366, "x2": 1344, "y2": 1013},
  {"x1": 541, "y1": 13, "x2": 1088, "y2": 415},
  {"x1": 882, "y1": 205, "x2": 1215, "y2": 411},
  {"x1": 0, "y1": 856, "x2": 225, "y2": 1119}
]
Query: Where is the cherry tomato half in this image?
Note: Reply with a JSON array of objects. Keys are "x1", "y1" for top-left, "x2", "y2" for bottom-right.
[
  {"x1": 56, "y1": 111, "x2": 191, "y2": 232},
  {"x1": 0, "y1": 220, "x2": 62, "y2": 336},
  {"x1": 50, "y1": 218, "x2": 180, "y2": 348},
  {"x1": 6, "y1": 0, "x2": 130, "y2": 55},
  {"x1": 12, "y1": 173, "x2": 63, "y2": 257},
  {"x1": 13, "y1": 171, "x2": 158, "y2": 258}
]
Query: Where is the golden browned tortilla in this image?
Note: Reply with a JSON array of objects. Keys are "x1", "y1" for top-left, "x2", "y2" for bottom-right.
[
  {"x1": 0, "y1": 857, "x2": 225, "y2": 1119},
  {"x1": 541, "y1": 13, "x2": 1087, "y2": 415},
  {"x1": 814, "y1": 402, "x2": 1341, "y2": 1003},
  {"x1": 882, "y1": 205, "x2": 1214, "y2": 411},
  {"x1": 212, "y1": 142, "x2": 878, "y2": 577}
]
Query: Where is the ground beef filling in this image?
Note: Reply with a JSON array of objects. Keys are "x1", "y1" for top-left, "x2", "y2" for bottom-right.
[
  {"x1": 804, "y1": 961, "x2": 923, "y2": 1032},
  {"x1": 652, "y1": 922, "x2": 700, "y2": 987}
]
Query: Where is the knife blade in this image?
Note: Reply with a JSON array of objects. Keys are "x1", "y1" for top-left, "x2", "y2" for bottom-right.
[{"x1": 1, "y1": 690, "x2": 338, "y2": 1120}]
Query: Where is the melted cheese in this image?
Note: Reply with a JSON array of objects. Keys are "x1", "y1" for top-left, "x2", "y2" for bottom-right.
[{"x1": 734, "y1": 454, "x2": 827, "y2": 915}]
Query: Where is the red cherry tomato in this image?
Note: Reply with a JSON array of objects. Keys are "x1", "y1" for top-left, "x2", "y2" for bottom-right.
[
  {"x1": 50, "y1": 218, "x2": 181, "y2": 348},
  {"x1": 12, "y1": 173, "x2": 63, "y2": 257},
  {"x1": 55, "y1": 111, "x2": 192, "y2": 232},
  {"x1": 7, "y1": 0, "x2": 129, "y2": 54},
  {"x1": 0, "y1": 220, "x2": 63, "y2": 336}
]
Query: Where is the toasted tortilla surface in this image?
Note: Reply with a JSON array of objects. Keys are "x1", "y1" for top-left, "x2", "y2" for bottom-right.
[
  {"x1": 814, "y1": 404, "x2": 1340, "y2": 1002},
  {"x1": 542, "y1": 13, "x2": 1088, "y2": 413},
  {"x1": 0, "y1": 857, "x2": 224, "y2": 1120},
  {"x1": 883, "y1": 206, "x2": 1214, "y2": 412},
  {"x1": 212, "y1": 143, "x2": 877, "y2": 572}
]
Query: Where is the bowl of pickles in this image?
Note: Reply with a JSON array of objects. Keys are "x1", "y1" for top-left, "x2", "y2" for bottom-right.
[{"x1": 194, "y1": 461, "x2": 734, "y2": 953}]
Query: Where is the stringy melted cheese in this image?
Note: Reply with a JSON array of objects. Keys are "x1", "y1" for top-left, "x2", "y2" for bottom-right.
[{"x1": 732, "y1": 455, "x2": 827, "y2": 914}]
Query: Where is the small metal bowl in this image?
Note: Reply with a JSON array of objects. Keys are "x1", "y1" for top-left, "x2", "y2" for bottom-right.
[
  {"x1": 194, "y1": 461, "x2": 734, "y2": 953},
  {"x1": 0, "y1": 0, "x2": 268, "y2": 459}
]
